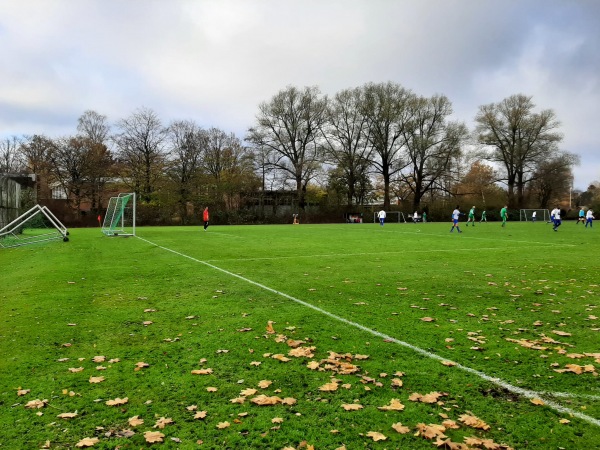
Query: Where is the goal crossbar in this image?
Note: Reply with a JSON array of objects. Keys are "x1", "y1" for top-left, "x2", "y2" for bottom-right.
[{"x1": 0, "y1": 204, "x2": 69, "y2": 249}]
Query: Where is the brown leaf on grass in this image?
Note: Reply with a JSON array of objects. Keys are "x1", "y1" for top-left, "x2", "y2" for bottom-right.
[
  {"x1": 144, "y1": 431, "x2": 164, "y2": 443},
  {"x1": 286, "y1": 339, "x2": 305, "y2": 348},
  {"x1": 153, "y1": 417, "x2": 173, "y2": 429},
  {"x1": 230, "y1": 396, "x2": 246, "y2": 404},
  {"x1": 89, "y1": 376, "x2": 105, "y2": 384},
  {"x1": 128, "y1": 416, "x2": 144, "y2": 427},
  {"x1": 391, "y1": 422, "x2": 411, "y2": 434},
  {"x1": 241, "y1": 388, "x2": 258, "y2": 396},
  {"x1": 559, "y1": 418, "x2": 570, "y2": 424},
  {"x1": 92, "y1": 356, "x2": 105, "y2": 363},
  {"x1": 441, "y1": 361, "x2": 457, "y2": 367},
  {"x1": 17, "y1": 388, "x2": 30, "y2": 396},
  {"x1": 206, "y1": 386, "x2": 218, "y2": 392},
  {"x1": 354, "y1": 354, "x2": 369, "y2": 360},
  {"x1": 25, "y1": 399, "x2": 48, "y2": 409},
  {"x1": 377, "y1": 399, "x2": 405, "y2": 411},
  {"x1": 531, "y1": 398, "x2": 545, "y2": 406},
  {"x1": 421, "y1": 317, "x2": 435, "y2": 322},
  {"x1": 272, "y1": 417, "x2": 284, "y2": 424},
  {"x1": 282, "y1": 397, "x2": 297, "y2": 405},
  {"x1": 191, "y1": 368, "x2": 213, "y2": 375},
  {"x1": 75, "y1": 437, "x2": 99, "y2": 447},
  {"x1": 306, "y1": 361, "x2": 320, "y2": 370},
  {"x1": 415, "y1": 423, "x2": 447, "y2": 440},
  {"x1": 142, "y1": 321, "x2": 153, "y2": 326},
  {"x1": 57, "y1": 412, "x2": 78, "y2": 419},
  {"x1": 69, "y1": 367, "x2": 84, "y2": 373},
  {"x1": 319, "y1": 382, "x2": 339, "y2": 392},
  {"x1": 108, "y1": 358, "x2": 120, "y2": 364},
  {"x1": 194, "y1": 411, "x2": 208, "y2": 420},
  {"x1": 366, "y1": 431, "x2": 387, "y2": 441},
  {"x1": 266, "y1": 320, "x2": 276, "y2": 334},
  {"x1": 134, "y1": 362, "x2": 149, "y2": 371},
  {"x1": 217, "y1": 421, "x2": 231, "y2": 429},
  {"x1": 41, "y1": 440, "x2": 51, "y2": 449},
  {"x1": 258, "y1": 380, "x2": 272, "y2": 389},
  {"x1": 459, "y1": 414, "x2": 490, "y2": 430},
  {"x1": 552, "y1": 330, "x2": 572, "y2": 337},
  {"x1": 289, "y1": 346, "x2": 315, "y2": 358},
  {"x1": 341, "y1": 403, "x2": 363, "y2": 411},
  {"x1": 250, "y1": 361, "x2": 262, "y2": 366},
  {"x1": 251, "y1": 395, "x2": 282, "y2": 405},
  {"x1": 106, "y1": 397, "x2": 128, "y2": 406},
  {"x1": 391, "y1": 378, "x2": 403, "y2": 387},
  {"x1": 440, "y1": 420, "x2": 459, "y2": 432},
  {"x1": 271, "y1": 354, "x2": 290, "y2": 362}
]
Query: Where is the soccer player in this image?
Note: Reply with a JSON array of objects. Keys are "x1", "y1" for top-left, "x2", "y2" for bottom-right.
[
  {"x1": 450, "y1": 205, "x2": 462, "y2": 233},
  {"x1": 500, "y1": 205, "x2": 508, "y2": 227},
  {"x1": 550, "y1": 206, "x2": 561, "y2": 231},
  {"x1": 203, "y1": 207, "x2": 210, "y2": 231},
  {"x1": 377, "y1": 209, "x2": 386, "y2": 226},
  {"x1": 466, "y1": 206, "x2": 476, "y2": 226},
  {"x1": 532, "y1": 211, "x2": 537, "y2": 222},
  {"x1": 422, "y1": 211, "x2": 427, "y2": 223},
  {"x1": 480, "y1": 210, "x2": 487, "y2": 223},
  {"x1": 577, "y1": 207, "x2": 586, "y2": 225},
  {"x1": 585, "y1": 210, "x2": 595, "y2": 228}
]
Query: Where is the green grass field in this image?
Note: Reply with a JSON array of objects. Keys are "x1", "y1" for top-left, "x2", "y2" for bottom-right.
[{"x1": 1, "y1": 220, "x2": 599, "y2": 449}]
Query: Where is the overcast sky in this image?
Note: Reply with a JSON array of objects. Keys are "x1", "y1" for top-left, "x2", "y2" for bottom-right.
[{"x1": 1, "y1": 0, "x2": 598, "y2": 190}]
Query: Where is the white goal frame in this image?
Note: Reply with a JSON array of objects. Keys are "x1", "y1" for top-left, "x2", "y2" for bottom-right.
[
  {"x1": 373, "y1": 211, "x2": 406, "y2": 223},
  {"x1": 0, "y1": 204, "x2": 69, "y2": 249},
  {"x1": 102, "y1": 193, "x2": 136, "y2": 236},
  {"x1": 519, "y1": 209, "x2": 551, "y2": 222}
]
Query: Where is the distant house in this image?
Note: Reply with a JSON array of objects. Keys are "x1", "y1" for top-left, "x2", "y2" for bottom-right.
[{"x1": 0, "y1": 173, "x2": 36, "y2": 227}]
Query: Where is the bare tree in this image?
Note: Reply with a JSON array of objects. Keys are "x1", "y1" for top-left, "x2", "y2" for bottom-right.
[
  {"x1": 77, "y1": 110, "x2": 111, "y2": 144},
  {"x1": 0, "y1": 136, "x2": 24, "y2": 172},
  {"x1": 165, "y1": 120, "x2": 206, "y2": 222},
  {"x1": 399, "y1": 94, "x2": 469, "y2": 211},
  {"x1": 475, "y1": 94, "x2": 563, "y2": 208},
  {"x1": 19, "y1": 135, "x2": 57, "y2": 202},
  {"x1": 247, "y1": 85, "x2": 328, "y2": 210},
  {"x1": 322, "y1": 87, "x2": 372, "y2": 207},
  {"x1": 361, "y1": 82, "x2": 412, "y2": 209},
  {"x1": 203, "y1": 128, "x2": 259, "y2": 210},
  {"x1": 113, "y1": 108, "x2": 167, "y2": 202},
  {"x1": 528, "y1": 152, "x2": 579, "y2": 208}
]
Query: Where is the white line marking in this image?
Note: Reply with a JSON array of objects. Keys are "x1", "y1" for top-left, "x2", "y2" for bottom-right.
[{"x1": 137, "y1": 235, "x2": 600, "y2": 427}]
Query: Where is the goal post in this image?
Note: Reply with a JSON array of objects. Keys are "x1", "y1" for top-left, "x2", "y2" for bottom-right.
[
  {"x1": 102, "y1": 193, "x2": 136, "y2": 236},
  {"x1": 373, "y1": 211, "x2": 406, "y2": 223},
  {"x1": 519, "y1": 209, "x2": 550, "y2": 222}
]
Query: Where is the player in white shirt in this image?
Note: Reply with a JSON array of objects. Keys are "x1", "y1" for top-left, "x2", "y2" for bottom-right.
[
  {"x1": 377, "y1": 209, "x2": 386, "y2": 226},
  {"x1": 450, "y1": 206, "x2": 463, "y2": 233},
  {"x1": 550, "y1": 206, "x2": 561, "y2": 231},
  {"x1": 585, "y1": 210, "x2": 595, "y2": 228}
]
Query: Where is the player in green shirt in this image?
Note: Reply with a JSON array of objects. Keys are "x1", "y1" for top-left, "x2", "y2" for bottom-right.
[
  {"x1": 500, "y1": 205, "x2": 508, "y2": 227},
  {"x1": 466, "y1": 206, "x2": 476, "y2": 226},
  {"x1": 480, "y1": 210, "x2": 487, "y2": 223}
]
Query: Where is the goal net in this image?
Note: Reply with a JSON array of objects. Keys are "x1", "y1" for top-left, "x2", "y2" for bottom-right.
[
  {"x1": 519, "y1": 209, "x2": 551, "y2": 222},
  {"x1": 0, "y1": 204, "x2": 69, "y2": 249},
  {"x1": 102, "y1": 193, "x2": 136, "y2": 236},
  {"x1": 373, "y1": 211, "x2": 406, "y2": 223}
]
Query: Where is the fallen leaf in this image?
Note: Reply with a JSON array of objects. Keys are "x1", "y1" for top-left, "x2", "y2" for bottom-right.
[
  {"x1": 531, "y1": 398, "x2": 545, "y2": 406},
  {"x1": 153, "y1": 417, "x2": 173, "y2": 429},
  {"x1": 89, "y1": 376, "x2": 105, "y2": 384},
  {"x1": 341, "y1": 403, "x2": 363, "y2": 411},
  {"x1": 191, "y1": 368, "x2": 213, "y2": 375},
  {"x1": 391, "y1": 422, "x2": 411, "y2": 434},
  {"x1": 194, "y1": 411, "x2": 208, "y2": 420},
  {"x1": 75, "y1": 437, "x2": 99, "y2": 447},
  {"x1": 144, "y1": 431, "x2": 164, "y2": 443},
  {"x1": 128, "y1": 416, "x2": 144, "y2": 427},
  {"x1": 366, "y1": 431, "x2": 387, "y2": 441},
  {"x1": 25, "y1": 399, "x2": 47, "y2": 409},
  {"x1": 217, "y1": 421, "x2": 231, "y2": 429},
  {"x1": 106, "y1": 397, "x2": 128, "y2": 406},
  {"x1": 377, "y1": 398, "x2": 405, "y2": 411},
  {"x1": 57, "y1": 412, "x2": 78, "y2": 419}
]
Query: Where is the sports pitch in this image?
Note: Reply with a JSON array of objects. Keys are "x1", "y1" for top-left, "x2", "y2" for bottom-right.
[{"x1": 1, "y1": 221, "x2": 599, "y2": 449}]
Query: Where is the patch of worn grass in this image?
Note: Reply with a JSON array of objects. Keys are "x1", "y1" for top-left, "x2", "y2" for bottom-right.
[{"x1": 1, "y1": 221, "x2": 598, "y2": 448}]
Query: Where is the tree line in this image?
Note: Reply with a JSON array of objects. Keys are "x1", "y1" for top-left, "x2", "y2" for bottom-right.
[{"x1": 1, "y1": 82, "x2": 591, "y2": 225}]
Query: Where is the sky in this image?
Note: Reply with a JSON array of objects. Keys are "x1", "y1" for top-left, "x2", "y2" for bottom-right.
[{"x1": 1, "y1": 0, "x2": 599, "y2": 190}]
